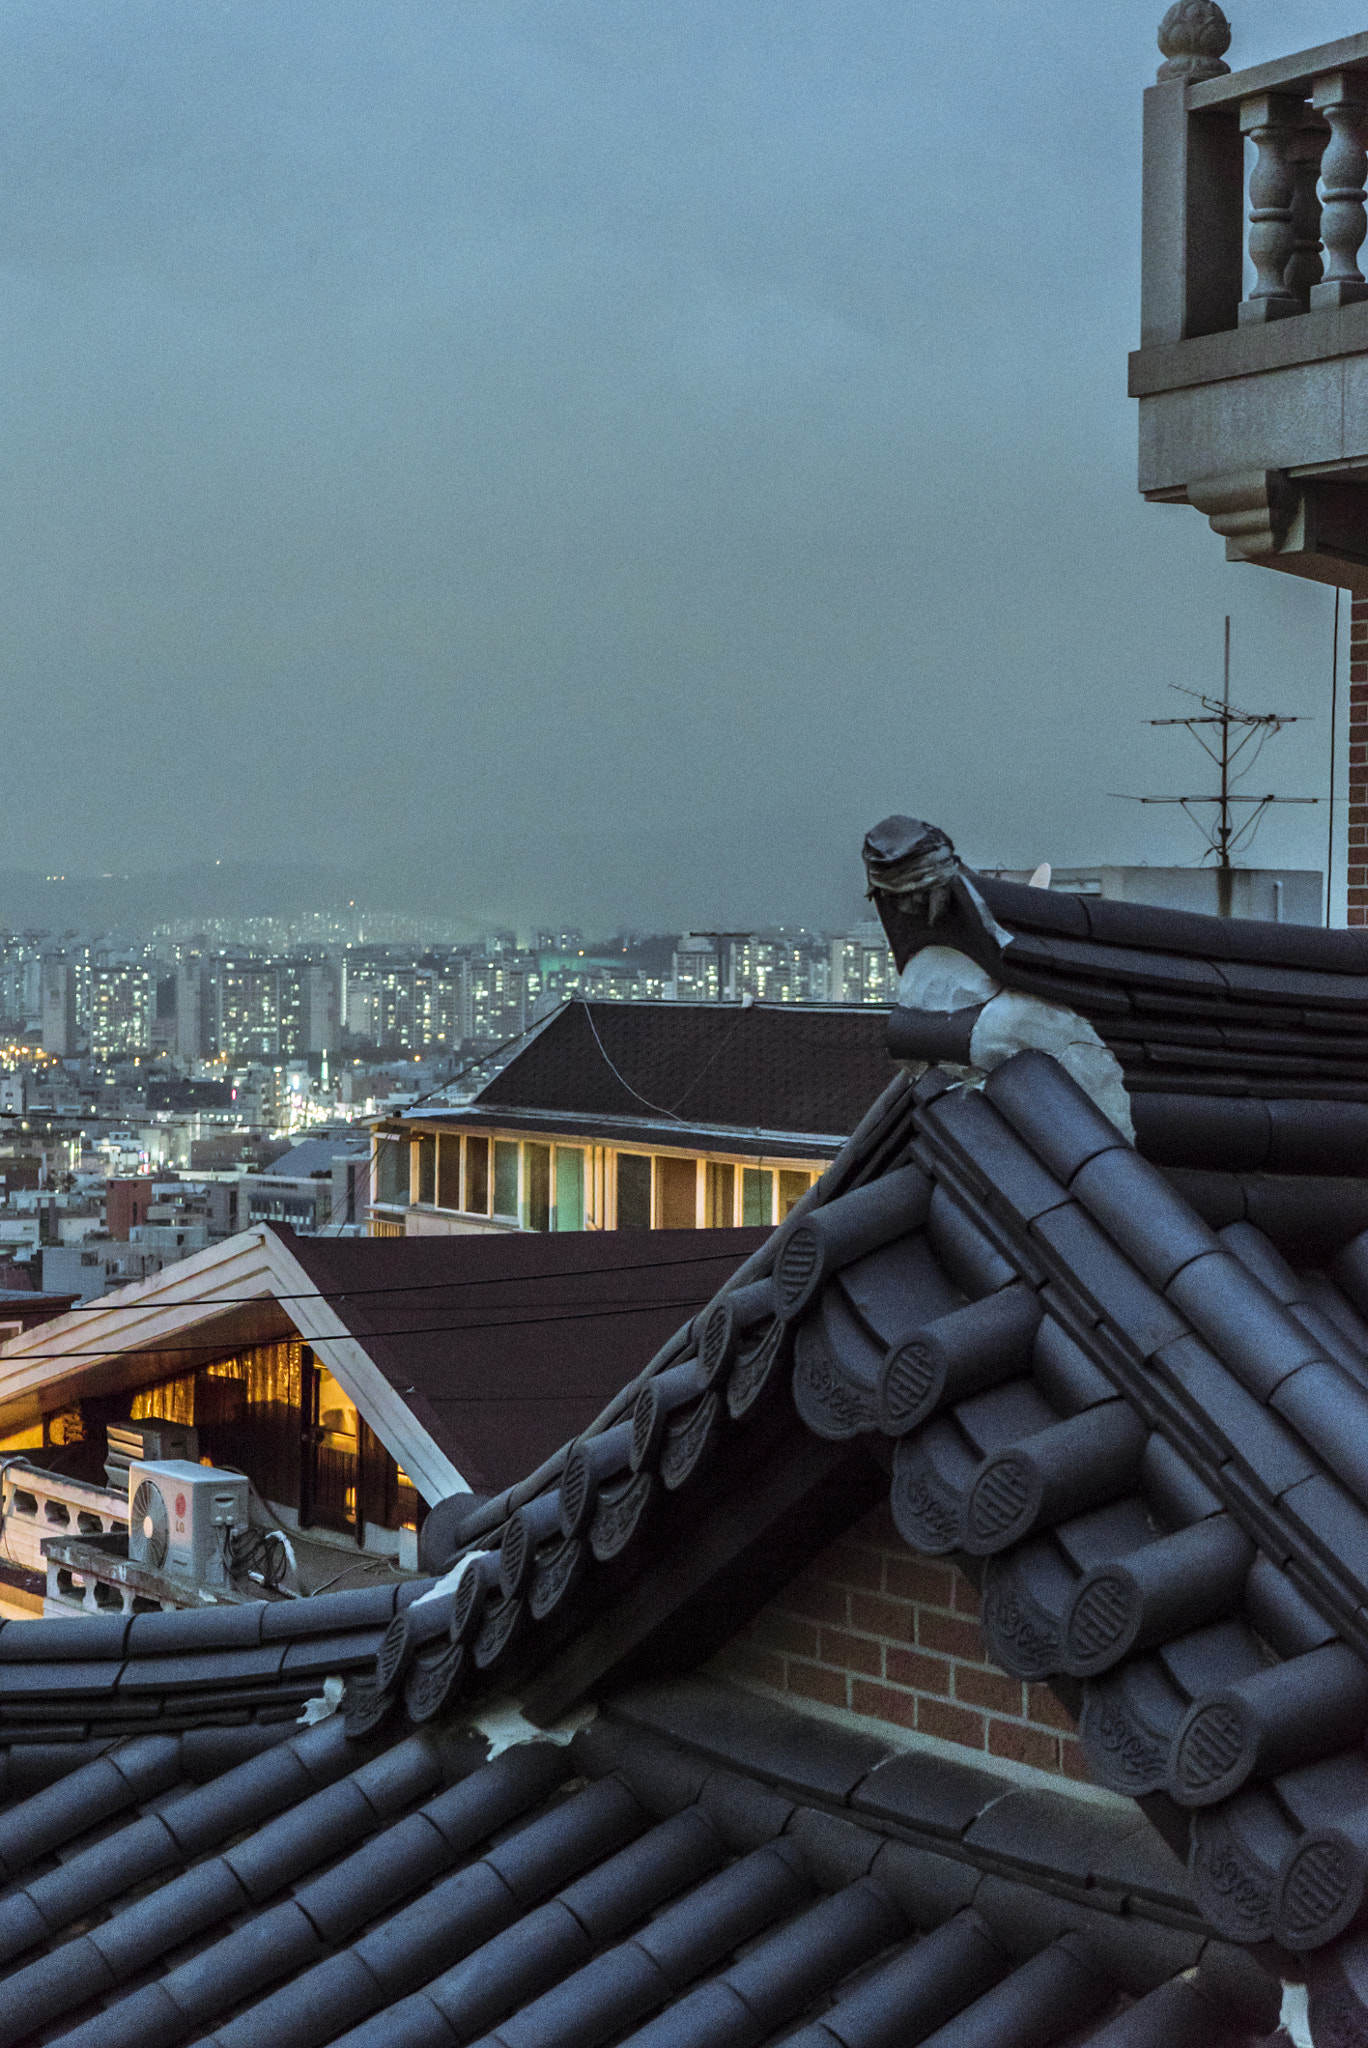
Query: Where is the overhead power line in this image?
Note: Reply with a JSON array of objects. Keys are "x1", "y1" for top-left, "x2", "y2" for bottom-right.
[
  {"x1": 0, "y1": 1291, "x2": 730, "y2": 1364},
  {"x1": 20, "y1": 1235, "x2": 765, "y2": 1317}
]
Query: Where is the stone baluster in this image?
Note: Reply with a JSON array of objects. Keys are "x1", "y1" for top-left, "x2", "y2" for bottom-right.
[
  {"x1": 1285, "y1": 120, "x2": 1327, "y2": 306},
  {"x1": 1240, "y1": 94, "x2": 1312, "y2": 324},
  {"x1": 1311, "y1": 70, "x2": 1368, "y2": 309}
]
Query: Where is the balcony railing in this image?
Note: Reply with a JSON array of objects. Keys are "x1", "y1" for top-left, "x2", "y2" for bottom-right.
[
  {"x1": 1144, "y1": 7, "x2": 1368, "y2": 344},
  {"x1": 1133, "y1": 6, "x2": 1368, "y2": 592},
  {"x1": 0, "y1": 1462, "x2": 156, "y2": 1617},
  {"x1": 0, "y1": 1462, "x2": 263, "y2": 1617},
  {"x1": 0, "y1": 1462, "x2": 128, "y2": 1582},
  {"x1": 40, "y1": 1530, "x2": 251, "y2": 1619}
]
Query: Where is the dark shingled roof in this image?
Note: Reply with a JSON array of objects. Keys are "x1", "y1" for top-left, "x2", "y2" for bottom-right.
[
  {"x1": 280, "y1": 1224, "x2": 769, "y2": 1495},
  {"x1": 464, "y1": 999, "x2": 895, "y2": 1140}
]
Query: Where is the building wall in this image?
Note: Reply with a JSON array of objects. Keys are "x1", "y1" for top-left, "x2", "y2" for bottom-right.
[
  {"x1": 1353, "y1": 595, "x2": 1368, "y2": 926},
  {"x1": 40, "y1": 960, "x2": 75, "y2": 1057},
  {"x1": 985, "y1": 865, "x2": 1323, "y2": 924},
  {"x1": 711, "y1": 1501, "x2": 1087, "y2": 1782},
  {"x1": 106, "y1": 1178, "x2": 155, "y2": 1242}
]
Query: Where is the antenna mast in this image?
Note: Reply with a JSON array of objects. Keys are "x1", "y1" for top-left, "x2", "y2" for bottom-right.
[{"x1": 1116, "y1": 615, "x2": 1317, "y2": 917}]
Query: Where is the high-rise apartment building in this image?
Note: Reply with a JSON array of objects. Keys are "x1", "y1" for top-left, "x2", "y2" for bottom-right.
[
  {"x1": 210, "y1": 959, "x2": 279, "y2": 1060},
  {"x1": 40, "y1": 959, "x2": 75, "y2": 1057},
  {"x1": 828, "y1": 920, "x2": 897, "y2": 1004},
  {"x1": 175, "y1": 959, "x2": 207, "y2": 1059},
  {"x1": 672, "y1": 936, "x2": 721, "y2": 1003},
  {"x1": 340, "y1": 953, "x2": 464, "y2": 1052},
  {"x1": 278, "y1": 959, "x2": 340, "y2": 1057},
  {"x1": 463, "y1": 954, "x2": 541, "y2": 1044},
  {"x1": 725, "y1": 935, "x2": 823, "y2": 1004},
  {"x1": 88, "y1": 966, "x2": 153, "y2": 1058}
]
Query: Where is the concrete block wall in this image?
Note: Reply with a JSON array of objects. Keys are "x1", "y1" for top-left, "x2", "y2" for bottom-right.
[
  {"x1": 712, "y1": 1502, "x2": 1087, "y2": 1780},
  {"x1": 1353, "y1": 595, "x2": 1368, "y2": 926}
]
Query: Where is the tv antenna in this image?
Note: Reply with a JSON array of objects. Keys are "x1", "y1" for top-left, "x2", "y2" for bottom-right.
[{"x1": 1115, "y1": 615, "x2": 1317, "y2": 916}]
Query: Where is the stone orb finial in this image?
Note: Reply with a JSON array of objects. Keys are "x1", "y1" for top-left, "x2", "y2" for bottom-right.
[{"x1": 1157, "y1": 0, "x2": 1232, "y2": 82}]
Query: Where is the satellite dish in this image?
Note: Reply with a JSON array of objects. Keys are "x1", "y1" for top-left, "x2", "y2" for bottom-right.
[{"x1": 1028, "y1": 863, "x2": 1052, "y2": 890}]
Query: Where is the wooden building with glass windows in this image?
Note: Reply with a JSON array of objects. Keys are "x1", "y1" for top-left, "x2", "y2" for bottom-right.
[{"x1": 371, "y1": 997, "x2": 894, "y2": 1240}]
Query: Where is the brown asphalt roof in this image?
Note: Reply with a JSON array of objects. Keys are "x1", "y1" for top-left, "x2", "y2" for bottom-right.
[
  {"x1": 468, "y1": 999, "x2": 895, "y2": 1138},
  {"x1": 281, "y1": 1223, "x2": 769, "y2": 1495}
]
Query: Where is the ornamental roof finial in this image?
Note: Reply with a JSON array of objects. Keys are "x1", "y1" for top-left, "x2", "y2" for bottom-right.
[{"x1": 1157, "y1": 0, "x2": 1232, "y2": 82}]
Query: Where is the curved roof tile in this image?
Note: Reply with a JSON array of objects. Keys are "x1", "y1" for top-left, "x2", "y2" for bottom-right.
[{"x1": 5, "y1": 873, "x2": 1368, "y2": 2035}]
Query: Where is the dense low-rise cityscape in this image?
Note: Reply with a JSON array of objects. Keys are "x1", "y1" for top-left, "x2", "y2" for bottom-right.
[{"x1": 0, "y1": 911, "x2": 896, "y2": 1299}]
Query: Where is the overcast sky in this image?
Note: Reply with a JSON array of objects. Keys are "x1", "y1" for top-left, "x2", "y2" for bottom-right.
[{"x1": 0, "y1": 1, "x2": 1357, "y2": 932}]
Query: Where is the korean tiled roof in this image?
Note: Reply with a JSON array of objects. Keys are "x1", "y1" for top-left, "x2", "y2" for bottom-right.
[
  {"x1": 369, "y1": 1053, "x2": 1368, "y2": 1983},
  {"x1": 867, "y1": 816, "x2": 1368, "y2": 1103},
  {"x1": 464, "y1": 999, "x2": 895, "y2": 1141},
  {"x1": 0, "y1": 1665, "x2": 1289, "y2": 2048},
  {"x1": 18, "y1": 866, "x2": 1368, "y2": 2034}
]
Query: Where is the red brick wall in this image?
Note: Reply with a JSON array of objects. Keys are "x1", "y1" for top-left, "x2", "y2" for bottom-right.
[
  {"x1": 1351, "y1": 595, "x2": 1368, "y2": 926},
  {"x1": 712, "y1": 1503, "x2": 1088, "y2": 1781},
  {"x1": 106, "y1": 1177, "x2": 154, "y2": 1242}
]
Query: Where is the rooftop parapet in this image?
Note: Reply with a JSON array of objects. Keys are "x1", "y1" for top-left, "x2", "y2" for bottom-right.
[{"x1": 1134, "y1": 6, "x2": 1368, "y2": 591}]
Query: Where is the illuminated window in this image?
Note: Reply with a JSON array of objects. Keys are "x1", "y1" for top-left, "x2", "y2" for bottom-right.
[
  {"x1": 466, "y1": 1136, "x2": 490, "y2": 1214},
  {"x1": 493, "y1": 1141, "x2": 519, "y2": 1219},
  {"x1": 555, "y1": 1148, "x2": 584, "y2": 1231},
  {"x1": 523, "y1": 1144, "x2": 550, "y2": 1231},
  {"x1": 779, "y1": 1170, "x2": 811, "y2": 1219},
  {"x1": 705, "y1": 1161, "x2": 735, "y2": 1228},
  {"x1": 132, "y1": 1376, "x2": 196, "y2": 1427},
  {"x1": 656, "y1": 1157, "x2": 696, "y2": 1230},
  {"x1": 617, "y1": 1153, "x2": 651, "y2": 1231},
  {"x1": 316, "y1": 1369, "x2": 358, "y2": 1450}
]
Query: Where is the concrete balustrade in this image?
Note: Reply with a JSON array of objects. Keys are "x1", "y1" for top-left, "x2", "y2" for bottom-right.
[
  {"x1": 1134, "y1": 7, "x2": 1368, "y2": 593},
  {"x1": 0, "y1": 1462, "x2": 138, "y2": 1618}
]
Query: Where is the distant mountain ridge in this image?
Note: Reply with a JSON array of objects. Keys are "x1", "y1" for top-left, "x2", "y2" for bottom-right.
[{"x1": 0, "y1": 862, "x2": 364, "y2": 934}]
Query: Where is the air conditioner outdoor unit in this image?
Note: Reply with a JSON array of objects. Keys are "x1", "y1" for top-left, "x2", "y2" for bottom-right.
[
  {"x1": 127, "y1": 1460, "x2": 249, "y2": 1590},
  {"x1": 106, "y1": 1421, "x2": 199, "y2": 1494}
]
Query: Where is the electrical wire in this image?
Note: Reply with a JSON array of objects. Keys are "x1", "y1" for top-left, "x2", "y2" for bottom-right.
[
  {"x1": 580, "y1": 1003, "x2": 688, "y2": 1122},
  {"x1": 39, "y1": 1238, "x2": 767, "y2": 1315},
  {"x1": 0, "y1": 1290, "x2": 738, "y2": 1365},
  {"x1": 579, "y1": 999, "x2": 757, "y2": 1123},
  {"x1": 225, "y1": 1521, "x2": 288, "y2": 1591},
  {"x1": 15, "y1": 1004, "x2": 782, "y2": 1361},
  {"x1": 667, "y1": 1010, "x2": 755, "y2": 1113}
]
